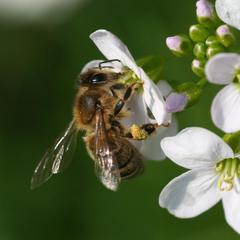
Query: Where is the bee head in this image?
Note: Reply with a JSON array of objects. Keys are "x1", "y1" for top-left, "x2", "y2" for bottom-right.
[
  {"x1": 79, "y1": 71, "x2": 108, "y2": 86},
  {"x1": 77, "y1": 68, "x2": 122, "y2": 87}
]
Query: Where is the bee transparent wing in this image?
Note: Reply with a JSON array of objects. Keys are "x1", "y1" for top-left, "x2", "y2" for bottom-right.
[
  {"x1": 31, "y1": 121, "x2": 78, "y2": 189},
  {"x1": 95, "y1": 106, "x2": 121, "y2": 191}
]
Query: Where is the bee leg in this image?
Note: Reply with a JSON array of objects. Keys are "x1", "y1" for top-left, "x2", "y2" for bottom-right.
[
  {"x1": 110, "y1": 83, "x2": 125, "y2": 98},
  {"x1": 125, "y1": 123, "x2": 170, "y2": 140},
  {"x1": 113, "y1": 84, "x2": 135, "y2": 116}
]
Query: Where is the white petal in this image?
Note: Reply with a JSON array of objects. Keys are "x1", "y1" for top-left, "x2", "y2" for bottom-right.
[
  {"x1": 157, "y1": 80, "x2": 172, "y2": 97},
  {"x1": 216, "y1": 0, "x2": 240, "y2": 30},
  {"x1": 211, "y1": 83, "x2": 240, "y2": 133},
  {"x1": 159, "y1": 167, "x2": 221, "y2": 218},
  {"x1": 140, "y1": 69, "x2": 168, "y2": 124},
  {"x1": 90, "y1": 29, "x2": 140, "y2": 75},
  {"x1": 205, "y1": 53, "x2": 240, "y2": 85},
  {"x1": 90, "y1": 30, "x2": 168, "y2": 124},
  {"x1": 222, "y1": 189, "x2": 240, "y2": 234},
  {"x1": 161, "y1": 127, "x2": 234, "y2": 169},
  {"x1": 81, "y1": 59, "x2": 124, "y2": 74},
  {"x1": 234, "y1": 176, "x2": 240, "y2": 193},
  {"x1": 140, "y1": 116, "x2": 178, "y2": 161},
  {"x1": 121, "y1": 93, "x2": 149, "y2": 133}
]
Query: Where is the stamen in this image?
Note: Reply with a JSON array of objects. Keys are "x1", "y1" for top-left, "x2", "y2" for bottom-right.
[
  {"x1": 216, "y1": 158, "x2": 240, "y2": 191},
  {"x1": 216, "y1": 161, "x2": 224, "y2": 172},
  {"x1": 234, "y1": 68, "x2": 240, "y2": 83}
]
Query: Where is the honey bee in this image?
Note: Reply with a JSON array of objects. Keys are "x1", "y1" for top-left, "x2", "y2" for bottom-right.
[{"x1": 31, "y1": 59, "x2": 158, "y2": 191}]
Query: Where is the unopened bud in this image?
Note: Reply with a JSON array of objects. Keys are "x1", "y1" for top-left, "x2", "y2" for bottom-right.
[
  {"x1": 206, "y1": 44, "x2": 225, "y2": 58},
  {"x1": 166, "y1": 35, "x2": 192, "y2": 57},
  {"x1": 192, "y1": 59, "x2": 205, "y2": 77},
  {"x1": 205, "y1": 35, "x2": 220, "y2": 47},
  {"x1": 193, "y1": 42, "x2": 207, "y2": 59},
  {"x1": 165, "y1": 92, "x2": 188, "y2": 113},
  {"x1": 196, "y1": 0, "x2": 218, "y2": 28},
  {"x1": 216, "y1": 25, "x2": 235, "y2": 48},
  {"x1": 189, "y1": 24, "x2": 210, "y2": 42}
]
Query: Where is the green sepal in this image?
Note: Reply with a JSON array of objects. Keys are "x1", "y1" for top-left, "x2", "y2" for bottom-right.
[
  {"x1": 191, "y1": 59, "x2": 206, "y2": 77},
  {"x1": 193, "y1": 42, "x2": 207, "y2": 59},
  {"x1": 137, "y1": 55, "x2": 164, "y2": 83},
  {"x1": 206, "y1": 44, "x2": 225, "y2": 59},
  {"x1": 223, "y1": 131, "x2": 240, "y2": 154},
  {"x1": 205, "y1": 35, "x2": 220, "y2": 47},
  {"x1": 189, "y1": 24, "x2": 210, "y2": 42}
]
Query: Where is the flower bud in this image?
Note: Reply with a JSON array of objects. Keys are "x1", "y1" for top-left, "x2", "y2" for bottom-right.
[
  {"x1": 216, "y1": 25, "x2": 235, "y2": 48},
  {"x1": 192, "y1": 59, "x2": 205, "y2": 77},
  {"x1": 196, "y1": 0, "x2": 218, "y2": 28},
  {"x1": 193, "y1": 42, "x2": 207, "y2": 59},
  {"x1": 205, "y1": 35, "x2": 220, "y2": 47},
  {"x1": 189, "y1": 24, "x2": 210, "y2": 42},
  {"x1": 166, "y1": 35, "x2": 192, "y2": 57},
  {"x1": 165, "y1": 92, "x2": 188, "y2": 113},
  {"x1": 176, "y1": 82, "x2": 202, "y2": 108},
  {"x1": 206, "y1": 44, "x2": 225, "y2": 58}
]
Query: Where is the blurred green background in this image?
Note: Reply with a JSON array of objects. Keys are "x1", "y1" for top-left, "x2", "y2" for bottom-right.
[{"x1": 0, "y1": 0, "x2": 239, "y2": 239}]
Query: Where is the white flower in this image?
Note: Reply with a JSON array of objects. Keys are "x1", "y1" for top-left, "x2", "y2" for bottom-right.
[
  {"x1": 205, "y1": 53, "x2": 240, "y2": 133},
  {"x1": 90, "y1": 29, "x2": 168, "y2": 125},
  {"x1": 123, "y1": 80, "x2": 178, "y2": 161},
  {"x1": 216, "y1": 0, "x2": 240, "y2": 30},
  {"x1": 81, "y1": 60, "x2": 178, "y2": 160},
  {"x1": 160, "y1": 127, "x2": 240, "y2": 234}
]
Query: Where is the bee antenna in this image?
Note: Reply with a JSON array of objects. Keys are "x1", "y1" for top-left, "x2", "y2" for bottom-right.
[{"x1": 98, "y1": 59, "x2": 121, "y2": 70}]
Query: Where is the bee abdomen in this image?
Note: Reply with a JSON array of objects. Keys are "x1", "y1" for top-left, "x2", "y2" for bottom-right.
[{"x1": 115, "y1": 138, "x2": 144, "y2": 179}]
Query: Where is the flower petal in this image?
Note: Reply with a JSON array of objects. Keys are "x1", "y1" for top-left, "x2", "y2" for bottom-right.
[
  {"x1": 165, "y1": 92, "x2": 188, "y2": 113},
  {"x1": 211, "y1": 83, "x2": 240, "y2": 133},
  {"x1": 222, "y1": 189, "x2": 240, "y2": 234},
  {"x1": 140, "y1": 69, "x2": 168, "y2": 124},
  {"x1": 216, "y1": 0, "x2": 240, "y2": 30},
  {"x1": 205, "y1": 53, "x2": 240, "y2": 85},
  {"x1": 90, "y1": 29, "x2": 168, "y2": 124},
  {"x1": 157, "y1": 80, "x2": 172, "y2": 97},
  {"x1": 161, "y1": 127, "x2": 234, "y2": 169},
  {"x1": 90, "y1": 29, "x2": 140, "y2": 75},
  {"x1": 159, "y1": 167, "x2": 221, "y2": 218},
  {"x1": 121, "y1": 93, "x2": 149, "y2": 127},
  {"x1": 140, "y1": 116, "x2": 178, "y2": 161}
]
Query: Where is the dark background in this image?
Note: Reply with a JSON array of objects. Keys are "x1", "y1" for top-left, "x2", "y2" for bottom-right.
[{"x1": 0, "y1": 0, "x2": 238, "y2": 239}]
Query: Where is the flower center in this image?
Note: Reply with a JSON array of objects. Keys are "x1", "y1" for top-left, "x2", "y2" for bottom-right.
[
  {"x1": 120, "y1": 69, "x2": 142, "y2": 85},
  {"x1": 215, "y1": 158, "x2": 240, "y2": 191},
  {"x1": 234, "y1": 68, "x2": 240, "y2": 84}
]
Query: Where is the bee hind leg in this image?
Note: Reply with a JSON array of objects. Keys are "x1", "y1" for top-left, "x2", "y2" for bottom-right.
[{"x1": 125, "y1": 123, "x2": 170, "y2": 140}]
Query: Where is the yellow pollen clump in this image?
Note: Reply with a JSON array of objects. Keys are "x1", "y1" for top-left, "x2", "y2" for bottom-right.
[{"x1": 130, "y1": 124, "x2": 148, "y2": 140}]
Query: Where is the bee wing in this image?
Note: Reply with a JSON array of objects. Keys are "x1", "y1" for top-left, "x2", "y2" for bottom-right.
[
  {"x1": 95, "y1": 107, "x2": 121, "y2": 191},
  {"x1": 31, "y1": 121, "x2": 78, "y2": 189}
]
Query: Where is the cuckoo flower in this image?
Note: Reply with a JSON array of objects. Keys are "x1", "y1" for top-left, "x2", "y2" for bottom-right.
[
  {"x1": 90, "y1": 29, "x2": 169, "y2": 125},
  {"x1": 160, "y1": 127, "x2": 240, "y2": 234},
  {"x1": 88, "y1": 30, "x2": 185, "y2": 160},
  {"x1": 216, "y1": 0, "x2": 240, "y2": 30},
  {"x1": 205, "y1": 53, "x2": 240, "y2": 133},
  {"x1": 123, "y1": 80, "x2": 178, "y2": 161}
]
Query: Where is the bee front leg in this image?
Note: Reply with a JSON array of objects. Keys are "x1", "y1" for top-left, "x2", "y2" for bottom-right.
[{"x1": 113, "y1": 83, "x2": 136, "y2": 117}]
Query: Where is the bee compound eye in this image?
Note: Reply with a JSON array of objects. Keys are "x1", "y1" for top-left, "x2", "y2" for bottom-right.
[{"x1": 89, "y1": 73, "x2": 107, "y2": 84}]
